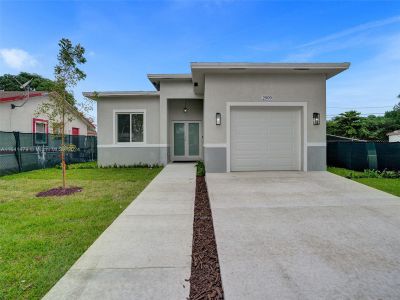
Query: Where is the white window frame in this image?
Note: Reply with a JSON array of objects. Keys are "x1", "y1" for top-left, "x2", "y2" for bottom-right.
[
  {"x1": 33, "y1": 118, "x2": 48, "y2": 145},
  {"x1": 113, "y1": 109, "x2": 146, "y2": 145}
]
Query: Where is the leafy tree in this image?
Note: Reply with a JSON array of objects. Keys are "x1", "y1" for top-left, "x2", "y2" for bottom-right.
[
  {"x1": 0, "y1": 72, "x2": 76, "y2": 105},
  {"x1": 36, "y1": 38, "x2": 88, "y2": 189},
  {"x1": 327, "y1": 111, "x2": 363, "y2": 138},
  {"x1": 327, "y1": 102, "x2": 400, "y2": 140},
  {"x1": 385, "y1": 101, "x2": 400, "y2": 123}
]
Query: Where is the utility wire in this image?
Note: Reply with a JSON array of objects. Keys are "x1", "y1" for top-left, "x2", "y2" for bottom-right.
[
  {"x1": 327, "y1": 106, "x2": 393, "y2": 109},
  {"x1": 327, "y1": 113, "x2": 386, "y2": 117}
]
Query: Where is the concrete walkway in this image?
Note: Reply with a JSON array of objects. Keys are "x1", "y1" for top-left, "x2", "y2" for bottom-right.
[
  {"x1": 44, "y1": 163, "x2": 195, "y2": 300},
  {"x1": 207, "y1": 171, "x2": 400, "y2": 299}
]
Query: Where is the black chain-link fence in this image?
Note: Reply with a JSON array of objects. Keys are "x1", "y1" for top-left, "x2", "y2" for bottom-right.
[
  {"x1": 0, "y1": 131, "x2": 97, "y2": 176},
  {"x1": 327, "y1": 141, "x2": 400, "y2": 171}
]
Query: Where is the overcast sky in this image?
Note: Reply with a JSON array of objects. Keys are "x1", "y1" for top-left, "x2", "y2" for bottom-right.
[{"x1": 1, "y1": 0, "x2": 399, "y2": 122}]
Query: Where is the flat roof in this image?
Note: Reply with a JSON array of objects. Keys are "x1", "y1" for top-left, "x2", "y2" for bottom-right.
[
  {"x1": 191, "y1": 62, "x2": 350, "y2": 94},
  {"x1": 191, "y1": 62, "x2": 350, "y2": 69},
  {"x1": 83, "y1": 91, "x2": 159, "y2": 99},
  {"x1": 387, "y1": 130, "x2": 400, "y2": 136},
  {"x1": 147, "y1": 74, "x2": 192, "y2": 90}
]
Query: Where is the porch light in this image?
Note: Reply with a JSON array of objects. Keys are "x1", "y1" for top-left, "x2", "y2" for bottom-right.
[
  {"x1": 183, "y1": 100, "x2": 188, "y2": 113},
  {"x1": 313, "y1": 112, "x2": 320, "y2": 125},
  {"x1": 216, "y1": 113, "x2": 221, "y2": 125}
]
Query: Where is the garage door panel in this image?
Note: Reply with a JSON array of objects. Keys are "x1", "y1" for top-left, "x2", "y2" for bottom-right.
[{"x1": 231, "y1": 107, "x2": 301, "y2": 171}]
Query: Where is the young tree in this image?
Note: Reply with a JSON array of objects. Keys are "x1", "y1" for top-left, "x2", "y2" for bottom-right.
[{"x1": 36, "y1": 38, "x2": 87, "y2": 189}]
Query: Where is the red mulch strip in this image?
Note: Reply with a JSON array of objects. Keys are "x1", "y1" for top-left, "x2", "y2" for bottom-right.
[
  {"x1": 36, "y1": 187, "x2": 83, "y2": 197},
  {"x1": 189, "y1": 176, "x2": 224, "y2": 300}
]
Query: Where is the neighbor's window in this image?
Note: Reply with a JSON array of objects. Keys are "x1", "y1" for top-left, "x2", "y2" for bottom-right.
[
  {"x1": 33, "y1": 119, "x2": 48, "y2": 145},
  {"x1": 117, "y1": 112, "x2": 144, "y2": 143}
]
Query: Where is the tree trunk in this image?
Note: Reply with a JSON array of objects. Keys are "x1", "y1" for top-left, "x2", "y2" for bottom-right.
[{"x1": 61, "y1": 92, "x2": 66, "y2": 189}]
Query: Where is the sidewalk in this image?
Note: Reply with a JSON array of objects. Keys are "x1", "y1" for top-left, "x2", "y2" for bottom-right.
[{"x1": 44, "y1": 163, "x2": 195, "y2": 300}]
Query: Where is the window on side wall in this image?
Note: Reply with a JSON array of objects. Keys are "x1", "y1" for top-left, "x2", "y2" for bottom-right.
[
  {"x1": 33, "y1": 118, "x2": 48, "y2": 145},
  {"x1": 116, "y1": 112, "x2": 145, "y2": 143}
]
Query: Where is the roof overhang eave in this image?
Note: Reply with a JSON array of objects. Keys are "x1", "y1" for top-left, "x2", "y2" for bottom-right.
[
  {"x1": 190, "y1": 62, "x2": 350, "y2": 94},
  {"x1": 83, "y1": 91, "x2": 160, "y2": 100},
  {"x1": 147, "y1": 74, "x2": 192, "y2": 90}
]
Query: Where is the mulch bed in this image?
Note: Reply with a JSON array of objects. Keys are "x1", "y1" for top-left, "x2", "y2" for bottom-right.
[
  {"x1": 188, "y1": 176, "x2": 224, "y2": 300},
  {"x1": 36, "y1": 186, "x2": 83, "y2": 197}
]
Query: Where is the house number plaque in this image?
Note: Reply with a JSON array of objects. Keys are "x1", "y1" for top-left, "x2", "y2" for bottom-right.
[{"x1": 262, "y1": 95, "x2": 272, "y2": 101}]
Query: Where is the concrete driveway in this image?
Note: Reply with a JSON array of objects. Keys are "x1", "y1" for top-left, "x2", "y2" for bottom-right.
[{"x1": 206, "y1": 171, "x2": 400, "y2": 299}]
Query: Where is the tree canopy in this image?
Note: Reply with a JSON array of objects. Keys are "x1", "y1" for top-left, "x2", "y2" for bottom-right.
[
  {"x1": 327, "y1": 103, "x2": 400, "y2": 140},
  {"x1": 0, "y1": 72, "x2": 76, "y2": 105}
]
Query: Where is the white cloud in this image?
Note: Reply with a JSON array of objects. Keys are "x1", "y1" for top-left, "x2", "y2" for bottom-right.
[
  {"x1": 0, "y1": 48, "x2": 38, "y2": 70},
  {"x1": 284, "y1": 15, "x2": 400, "y2": 61},
  {"x1": 298, "y1": 15, "x2": 400, "y2": 49}
]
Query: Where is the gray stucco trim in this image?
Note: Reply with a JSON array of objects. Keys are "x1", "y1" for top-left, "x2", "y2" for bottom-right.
[
  {"x1": 204, "y1": 147, "x2": 227, "y2": 173},
  {"x1": 98, "y1": 147, "x2": 166, "y2": 166},
  {"x1": 307, "y1": 146, "x2": 327, "y2": 171},
  {"x1": 160, "y1": 147, "x2": 168, "y2": 166}
]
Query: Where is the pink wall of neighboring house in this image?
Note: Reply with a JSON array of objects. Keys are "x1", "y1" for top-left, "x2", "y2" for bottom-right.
[{"x1": 0, "y1": 92, "x2": 95, "y2": 135}]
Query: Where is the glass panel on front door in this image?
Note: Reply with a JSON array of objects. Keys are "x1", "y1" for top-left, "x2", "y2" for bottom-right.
[
  {"x1": 173, "y1": 121, "x2": 201, "y2": 160},
  {"x1": 174, "y1": 123, "x2": 185, "y2": 156},
  {"x1": 188, "y1": 123, "x2": 200, "y2": 156}
]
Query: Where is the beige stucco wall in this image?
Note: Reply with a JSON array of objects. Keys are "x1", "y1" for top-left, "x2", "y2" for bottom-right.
[
  {"x1": 0, "y1": 96, "x2": 89, "y2": 135},
  {"x1": 96, "y1": 96, "x2": 160, "y2": 145},
  {"x1": 203, "y1": 73, "x2": 326, "y2": 145},
  {"x1": 168, "y1": 99, "x2": 203, "y2": 122},
  {"x1": 159, "y1": 80, "x2": 202, "y2": 146}
]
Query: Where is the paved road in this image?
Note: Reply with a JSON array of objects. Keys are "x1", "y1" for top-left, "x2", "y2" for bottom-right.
[
  {"x1": 207, "y1": 171, "x2": 400, "y2": 300},
  {"x1": 44, "y1": 163, "x2": 195, "y2": 300}
]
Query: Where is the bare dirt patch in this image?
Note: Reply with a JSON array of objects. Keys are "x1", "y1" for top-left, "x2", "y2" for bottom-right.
[
  {"x1": 36, "y1": 187, "x2": 83, "y2": 197},
  {"x1": 189, "y1": 176, "x2": 224, "y2": 300}
]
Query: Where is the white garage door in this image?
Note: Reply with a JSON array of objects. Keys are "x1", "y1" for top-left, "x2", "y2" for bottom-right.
[{"x1": 230, "y1": 106, "x2": 301, "y2": 171}]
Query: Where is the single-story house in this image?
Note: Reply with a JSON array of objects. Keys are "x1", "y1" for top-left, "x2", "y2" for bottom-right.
[
  {"x1": 0, "y1": 91, "x2": 96, "y2": 143},
  {"x1": 84, "y1": 62, "x2": 349, "y2": 173},
  {"x1": 387, "y1": 130, "x2": 400, "y2": 142}
]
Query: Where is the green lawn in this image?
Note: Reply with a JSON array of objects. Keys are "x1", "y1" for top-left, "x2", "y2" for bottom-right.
[
  {"x1": 328, "y1": 167, "x2": 400, "y2": 197},
  {"x1": 0, "y1": 165, "x2": 162, "y2": 299}
]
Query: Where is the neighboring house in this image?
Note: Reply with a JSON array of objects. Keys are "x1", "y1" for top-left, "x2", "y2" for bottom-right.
[
  {"x1": 84, "y1": 62, "x2": 349, "y2": 172},
  {"x1": 387, "y1": 130, "x2": 400, "y2": 142},
  {"x1": 0, "y1": 91, "x2": 96, "y2": 142}
]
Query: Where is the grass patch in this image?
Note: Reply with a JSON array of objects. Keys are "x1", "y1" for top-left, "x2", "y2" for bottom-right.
[
  {"x1": 328, "y1": 167, "x2": 400, "y2": 197},
  {"x1": 0, "y1": 165, "x2": 162, "y2": 299}
]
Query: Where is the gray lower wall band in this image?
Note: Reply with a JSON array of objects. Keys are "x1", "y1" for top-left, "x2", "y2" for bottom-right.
[
  {"x1": 307, "y1": 146, "x2": 326, "y2": 171},
  {"x1": 204, "y1": 147, "x2": 227, "y2": 173},
  {"x1": 98, "y1": 147, "x2": 166, "y2": 166},
  {"x1": 98, "y1": 145, "x2": 325, "y2": 171}
]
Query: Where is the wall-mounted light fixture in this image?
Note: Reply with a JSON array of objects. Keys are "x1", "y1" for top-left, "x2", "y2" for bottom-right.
[
  {"x1": 313, "y1": 112, "x2": 320, "y2": 125},
  {"x1": 183, "y1": 100, "x2": 188, "y2": 113},
  {"x1": 216, "y1": 113, "x2": 221, "y2": 125}
]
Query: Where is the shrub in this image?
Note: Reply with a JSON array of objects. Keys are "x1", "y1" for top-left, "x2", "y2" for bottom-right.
[
  {"x1": 196, "y1": 161, "x2": 205, "y2": 177},
  {"x1": 345, "y1": 169, "x2": 400, "y2": 179}
]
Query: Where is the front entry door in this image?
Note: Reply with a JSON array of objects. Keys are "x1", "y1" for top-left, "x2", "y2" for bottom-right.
[{"x1": 172, "y1": 121, "x2": 201, "y2": 161}]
